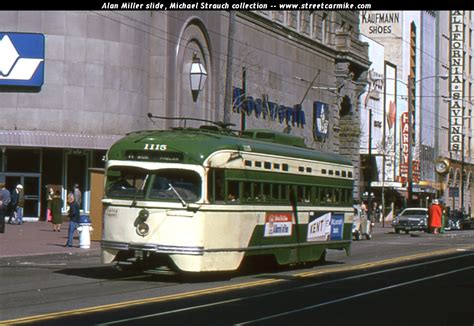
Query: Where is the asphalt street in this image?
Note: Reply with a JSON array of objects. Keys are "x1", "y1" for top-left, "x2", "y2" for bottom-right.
[{"x1": 2, "y1": 222, "x2": 474, "y2": 325}]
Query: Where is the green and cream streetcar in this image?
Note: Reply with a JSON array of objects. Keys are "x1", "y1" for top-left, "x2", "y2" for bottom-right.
[{"x1": 101, "y1": 121, "x2": 354, "y2": 274}]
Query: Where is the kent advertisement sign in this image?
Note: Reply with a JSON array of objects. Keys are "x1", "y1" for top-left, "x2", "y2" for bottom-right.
[
  {"x1": 0, "y1": 32, "x2": 45, "y2": 87},
  {"x1": 307, "y1": 212, "x2": 344, "y2": 242}
]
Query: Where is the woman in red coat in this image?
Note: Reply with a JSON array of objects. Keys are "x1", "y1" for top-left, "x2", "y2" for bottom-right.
[{"x1": 428, "y1": 199, "x2": 442, "y2": 234}]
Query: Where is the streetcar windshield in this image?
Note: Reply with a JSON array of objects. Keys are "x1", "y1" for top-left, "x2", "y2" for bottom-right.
[
  {"x1": 148, "y1": 169, "x2": 200, "y2": 202},
  {"x1": 105, "y1": 166, "x2": 201, "y2": 202},
  {"x1": 106, "y1": 166, "x2": 148, "y2": 198}
]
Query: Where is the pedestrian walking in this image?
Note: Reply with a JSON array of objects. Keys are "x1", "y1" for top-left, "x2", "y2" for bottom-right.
[
  {"x1": 51, "y1": 190, "x2": 63, "y2": 232},
  {"x1": 64, "y1": 193, "x2": 80, "y2": 247},
  {"x1": 0, "y1": 182, "x2": 11, "y2": 233},
  {"x1": 73, "y1": 183, "x2": 82, "y2": 208},
  {"x1": 46, "y1": 187, "x2": 54, "y2": 222},
  {"x1": 428, "y1": 199, "x2": 442, "y2": 234},
  {"x1": 10, "y1": 184, "x2": 24, "y2": 225}
]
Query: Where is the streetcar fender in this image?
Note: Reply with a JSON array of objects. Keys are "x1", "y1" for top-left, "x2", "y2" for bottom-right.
[{"x1": 102, "y1": 248, "x2": 119, "y2": 264}]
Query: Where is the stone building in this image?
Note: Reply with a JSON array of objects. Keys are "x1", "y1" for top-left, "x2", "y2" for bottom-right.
[{"x1": 0, "y1": 11, "x2": 369, "y2": 219}]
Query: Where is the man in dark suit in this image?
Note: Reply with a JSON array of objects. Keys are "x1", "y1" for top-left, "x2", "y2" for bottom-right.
[{"x1": 0, "y1": 182, "x2": 11, "y2": 233}]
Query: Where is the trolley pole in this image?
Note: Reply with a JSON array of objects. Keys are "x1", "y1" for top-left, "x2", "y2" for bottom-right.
[{"x1": 223, "y1": 11, "x2": 235, "y2": 124}]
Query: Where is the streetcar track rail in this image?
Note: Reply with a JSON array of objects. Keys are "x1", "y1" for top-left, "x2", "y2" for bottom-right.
[
  {"x1": 3, "y1": 246, "x2": 474, "y2": 325},
  {"x1": 95, "y1": 250, "x2": 474, "y2": 325}
]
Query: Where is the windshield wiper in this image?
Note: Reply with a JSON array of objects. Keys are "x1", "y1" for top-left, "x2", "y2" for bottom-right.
[
  {"x1": 168, "y1": 183, "x2": 187, "y2": 207},
  {"x1": 131, "y1": 175, "x2": 148, "y2": 207}
]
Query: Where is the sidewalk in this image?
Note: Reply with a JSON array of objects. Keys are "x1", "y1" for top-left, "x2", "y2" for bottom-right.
[
  {"x1": 0, "y1": 220, "x2": 100, "y2": 260},
  {"x1": 1, "y1": 220, "x2": 464, "y2": 261}
]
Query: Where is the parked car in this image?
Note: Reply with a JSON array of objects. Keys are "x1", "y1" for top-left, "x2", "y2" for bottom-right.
[
  {"x1": 352, "y1": 204, "x2": 373, "y2": 240},
  {"x1": 392, "y1": 207, "x2": 428, "y2": 234}
]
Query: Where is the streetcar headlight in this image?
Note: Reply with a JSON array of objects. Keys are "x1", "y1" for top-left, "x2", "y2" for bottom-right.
[
  {"x1": 138, "y1": 209, "x2": 149, "y2": 221},
  {"x1": 136, "y1": 222, "x2": 150, "y2": 237}
]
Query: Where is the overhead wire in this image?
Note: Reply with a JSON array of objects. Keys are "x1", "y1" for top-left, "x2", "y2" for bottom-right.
[
  {"x1": 91, "y1": 10, "x2": 469, "y2": 94},
  {"x1": 90, "y1": 10, "x2": 467, "y2": 105},
  {"x1": 88, "y1": 10, "x2": 473, "y2": 137},
  {"x1": 89, "y1": 10, "x2": 340, "y2": 92}
]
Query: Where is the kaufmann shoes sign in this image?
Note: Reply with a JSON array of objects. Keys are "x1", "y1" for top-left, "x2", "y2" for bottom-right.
[{"x1": 0, "y1": 32, "x2": 45, "y2": 87}]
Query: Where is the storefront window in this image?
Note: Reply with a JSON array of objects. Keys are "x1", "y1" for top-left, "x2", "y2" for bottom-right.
[{"x1": 4, "y1": 148, "x2": 41, "y2": 173}]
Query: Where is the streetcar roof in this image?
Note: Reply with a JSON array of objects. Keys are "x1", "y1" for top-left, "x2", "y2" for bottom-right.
[{"x1": 106, "y1": 127, "x2": 352, "y2": 166}]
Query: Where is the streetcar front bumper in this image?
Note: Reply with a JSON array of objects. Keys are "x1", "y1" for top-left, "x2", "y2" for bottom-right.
[{"x1": 101, "y1": 240, "x2": 204, "y2": 255}]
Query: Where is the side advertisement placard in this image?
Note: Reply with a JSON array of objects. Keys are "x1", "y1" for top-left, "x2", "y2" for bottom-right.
[
  {"x1": 264, "y1": 212, "x2": 293, "y2": 237},
  {"x1": 307, "y1": 212, "x2": 344, "y2": 242}
]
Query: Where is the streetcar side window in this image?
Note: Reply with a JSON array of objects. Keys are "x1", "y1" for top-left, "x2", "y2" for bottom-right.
[
  {"x1": 319, "y1": 187, "x2": 326, "y2": 202},
  {"x1": 333, "y1": 188, "x2": 340, "y2": 203},
  {"x1": 227, "y1": 180, "x2": 240, "y2": 202},
  {"x1": 253, "y1": 182, "x2": 263, "y2": 200},
  {"x1": 214, "y1": 170, "x2": 225, "y2": 201},
  {"x1": 263, "y1": 183, "x2": 271, "y2": 201},
  {"x1": 272, "y1": 184, "x2": 280, "y2": 200},
  {"x1": 281, "y1": 184, "x2": 289, "y2": 201},
  {"x1": 342, "y1": 189, "x2": 349, "y2": 203},
  {"x1": 243, "y1": 182, "x2": 252, "y2": 201},
  {"x1": 207, "y1": 169, "x2": 225, "y2": 202},
  {"x1": 321, "y1": 188, "x2": 333, "y2": 203}
]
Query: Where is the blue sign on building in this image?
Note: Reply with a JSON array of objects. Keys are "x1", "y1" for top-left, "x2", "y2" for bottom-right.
[
  {"x1": 0, "y1": 32, "x2": 45, "y2": 87},
  {"x1": 313, "y1": 101, "x2": 329, "y2": 141}
]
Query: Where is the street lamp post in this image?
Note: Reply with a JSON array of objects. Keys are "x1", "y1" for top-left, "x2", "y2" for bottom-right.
[
  {"x1": 368, "y1": 99, "x2": 373, "y2": 221},
  {"x1": 460, "y1": 112, "x2": 473, "y2": 213},
  {"x1": 462, "y1": 127, "x2": 465, "y2": 210},
  {"x1": 407, "y1": 75, "x2": 414, "y2": 206}
]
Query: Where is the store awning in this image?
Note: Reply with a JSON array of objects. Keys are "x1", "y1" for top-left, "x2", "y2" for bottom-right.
[
  {"x1": 0, "y1": 130, "x2": 121, "y2": 150},
  {"x1": 370, "y1": 181, "x2": 404, "y2": 188},
  {"x1": 417, "y1": 180, "x2": 444, "y2": 192}
]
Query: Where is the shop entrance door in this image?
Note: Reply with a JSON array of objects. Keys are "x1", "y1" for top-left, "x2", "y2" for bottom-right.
[
  {"x1": 64, "y1": 150, "x2": 91, "y2": 213},
  {"x1": 5, "y1": 174, "x2": 40, "y2": 218}
]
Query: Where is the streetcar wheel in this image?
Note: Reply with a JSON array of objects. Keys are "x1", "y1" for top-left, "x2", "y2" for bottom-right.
[
  {"x1": 405, "y1": 230, "x2": 410, "y2": 234},
  {"x1": 395, "y1": 229, "x2": 400, "y2": 234}
]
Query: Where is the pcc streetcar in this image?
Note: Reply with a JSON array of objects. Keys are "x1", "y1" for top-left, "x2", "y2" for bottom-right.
[{"x1": 101, "y1": 119, "x2": 354, "y2": 274}]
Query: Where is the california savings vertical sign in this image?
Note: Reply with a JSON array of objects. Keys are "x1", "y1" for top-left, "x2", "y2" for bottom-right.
[
  {"x1": 0, "y1": 33, "x2": 45, "y2": 87},
  {"x1": 450, "y1": 11, "x2": 464, "y2": 154}
]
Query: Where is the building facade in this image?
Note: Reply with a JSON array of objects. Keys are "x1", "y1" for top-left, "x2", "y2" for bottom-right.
[
  {"x1": 0, "y1": 11, "x2": 369, "y2": 219},
  {"x1": 439, "y1": 11, "x2": 474, "y2": 215},
  {"x1": 358, "y1": 10, "x2": 474, "y2": 216}
]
